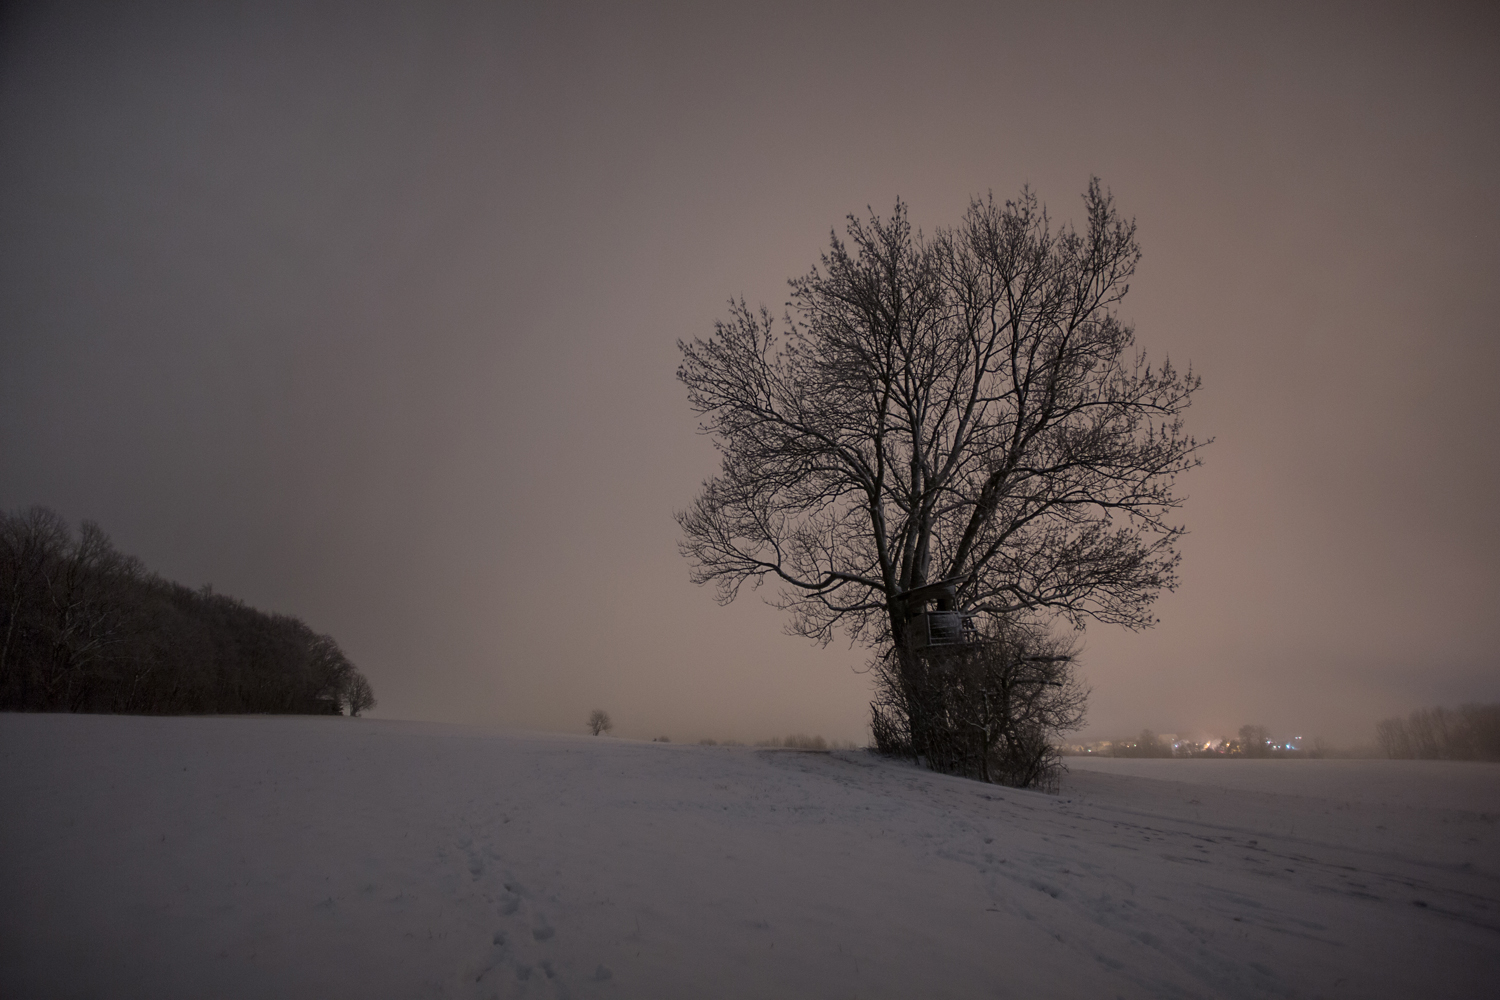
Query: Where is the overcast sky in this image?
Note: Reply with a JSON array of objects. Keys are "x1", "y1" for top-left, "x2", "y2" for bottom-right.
[{"x1": 2, "y1": 0, "x2": 1496, "y2": 746}]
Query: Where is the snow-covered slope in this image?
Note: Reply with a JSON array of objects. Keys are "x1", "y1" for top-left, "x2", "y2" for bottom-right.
[{"x1": 2, "y1": 715, "x2": 1496, "y2": 999}]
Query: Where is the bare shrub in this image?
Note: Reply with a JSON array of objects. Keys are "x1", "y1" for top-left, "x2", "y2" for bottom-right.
[{"x1": 871, "y1": 618, "x2": 1086, "y2": 791}]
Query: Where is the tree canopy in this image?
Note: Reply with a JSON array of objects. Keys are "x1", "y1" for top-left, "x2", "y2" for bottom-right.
[
  {"x1": 678, "y1": 181, "x2": 1204, "y2": 646},
  {"x1": 0, "y1": 506, "x2": 375, "y2": 715}
]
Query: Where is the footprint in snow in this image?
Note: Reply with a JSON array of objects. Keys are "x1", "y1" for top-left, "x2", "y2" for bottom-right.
[{"x1": 1029, "y1": 880, "x2": 1061, "y2": 898}]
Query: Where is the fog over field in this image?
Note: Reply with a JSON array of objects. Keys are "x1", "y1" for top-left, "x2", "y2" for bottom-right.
[
  {"x1": 2, "y1": 0, "x2": 1498, "y2": 746},
  {"x1": 3, "y1": 714, "x2": 1497, "y2": 999}
]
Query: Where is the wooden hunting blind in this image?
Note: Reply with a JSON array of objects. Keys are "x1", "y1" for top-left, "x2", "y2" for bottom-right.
[{"x1": 898, "y1": 578, "x2": 976, "y2": 652}]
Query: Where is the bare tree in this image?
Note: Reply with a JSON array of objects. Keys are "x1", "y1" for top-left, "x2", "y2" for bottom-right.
[
  {"x1": 1375, "y1": 717, "x2": 1408, "y2": 758},
  {"x1": 41, "y1": 520, "x2": 141, "y2": 710},
  {"x1": 678, "y1": 180, "x2": 1204, "y2": 650},
  {"x1": 678, "y1": 183, "x2": 1203, "y2": 785},
  {"x1": 588, "y1": 709, "x2": 613, "y2": 736},
  {"x1": 344, "y1": 673, "x2": 376, "y2": 717},
  {"x1": 0, "y1": 506, "x2": 70, "y2": 694}
]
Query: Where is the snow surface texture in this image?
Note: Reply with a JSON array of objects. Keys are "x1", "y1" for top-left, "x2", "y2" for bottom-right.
[{"x1": 2, "y1": 715, "x2": 1497, "y2": 999}]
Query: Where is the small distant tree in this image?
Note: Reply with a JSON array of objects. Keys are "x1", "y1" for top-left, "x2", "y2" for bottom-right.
[
  {"x1": 344, "y1": 673, "x2": 376, "y2": 717},
  {"x1": 588, "y1": 709, "x2": 613, "y2": 736}
]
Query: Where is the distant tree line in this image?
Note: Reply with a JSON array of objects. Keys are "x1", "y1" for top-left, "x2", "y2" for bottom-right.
[
  {"x1": 1375, "y1": 704, "x2": 1500, "y2": 761},
  {"x1": 1111, "y1": 729, "x2": 1175, "y2": 758},
  {"x1": 0, "y1": 506, "x2": 375, "y2": 716},
  {"x1": 1104, "y1": 725, "x2": 1327, "y2": 759}
]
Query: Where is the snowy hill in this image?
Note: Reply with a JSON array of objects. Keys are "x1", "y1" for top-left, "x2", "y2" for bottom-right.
[{"x1": 2, "y1": 714, "x2": 1497, "y2": 998}]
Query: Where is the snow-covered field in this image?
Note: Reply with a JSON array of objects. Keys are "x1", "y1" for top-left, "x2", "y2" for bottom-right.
[{"x1": 2, "y1": 715, "x2": 1497, "y2": 999}]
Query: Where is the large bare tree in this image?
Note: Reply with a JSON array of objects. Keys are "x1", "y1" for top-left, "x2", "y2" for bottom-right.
[{"x1": 677, "y1": 181, "x2": 1204, "y2": 647}]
